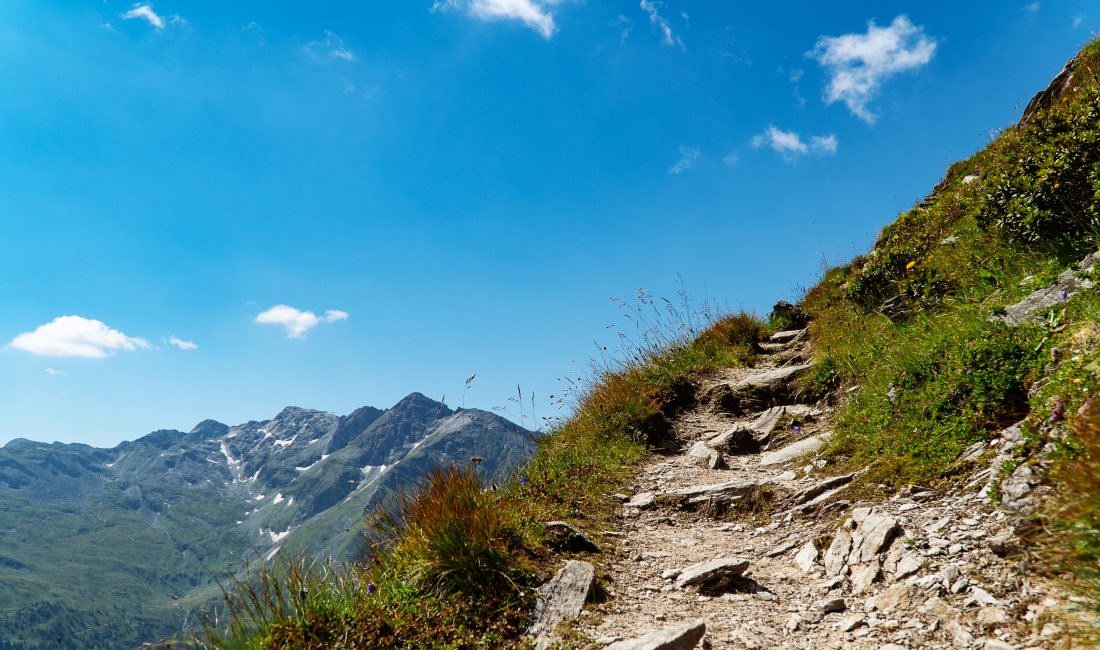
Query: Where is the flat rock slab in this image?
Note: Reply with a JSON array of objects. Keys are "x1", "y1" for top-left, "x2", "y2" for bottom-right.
[
  {"x1": 993, "y1": 250, "x2": 1100, "y2": 326},
  {"x1": 626, "y1": 491, "x2": 656, "y2": 509},
  {"x1": 676, "y1": 557, "x2": 750, "y2": 593},
  {"x1": 604, "y1": 621, "x2": 706, "y2": 650},
  {"x1": 759, "y1": 433, "x2": 831, "y2": 466},
  {"x1": 528, "y1": 560, "x2": 595, "y2": 647},
  {"x1": 791, "y1": 471, "x2": 858, "y2": 505},
  {"x1": 734, "y1": 363, "x2": 813, "y2": 390},
  {"x1": 661, "y1": 480, "x2": 757, "y2": 502},
  {"x1": 769, "y1": 329, "x2": 807, "y2": 344}
]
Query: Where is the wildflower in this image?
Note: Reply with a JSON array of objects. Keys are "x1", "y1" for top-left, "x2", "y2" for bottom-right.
[
  {"x1": 1062, "y1": 290, "x2": 1069, "y2": 301},
  {"x1": 906, "y1": 261, "x2": 917, "y2": 270},
  {"x1": 520, "y1": 476, "x2": 528, "y2": 486},
  {"x1": 1050, "y1": 397, "x2": 1065, "y2": 423},
  {"x1": 367, "y1": 583, "x2": 377, "y2": 595},
  {"x1": 1054, "y1": 182, "x2": 1061, "y2": 189},
  {"x1": 792, "y1": 424, "x2": 801, "y2": 434}
]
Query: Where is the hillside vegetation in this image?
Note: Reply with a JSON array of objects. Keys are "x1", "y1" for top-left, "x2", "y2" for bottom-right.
[{"x1": 202, "y1": 39, "x2": 1100, "y2": 648}]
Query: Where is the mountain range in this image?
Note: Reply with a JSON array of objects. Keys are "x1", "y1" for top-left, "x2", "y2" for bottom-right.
[{"x1": 0, "y1": 393, "x2": 534, "y2": 649}]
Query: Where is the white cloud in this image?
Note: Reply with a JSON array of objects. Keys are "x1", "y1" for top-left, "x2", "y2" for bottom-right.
[
  {"x1": 809, "y1": 15, "x2": 937, "y2": 124},
  {"x1": 1072, "y1": 15, "x2": 1085, "y2": 28},
  {"x1": 167, "y1": 336, "x2": 198, "y2": 351},
  {"x1": 752, "y1": 126, "x2": 838, "y2": 161},
  {"x1": 255, "y1": 305, "x2": 348, "y2": 338},
  {"x1": 669, "y1": 146, "x2": 701, "y2": 174},
  {"x1": 9, "y1": 316, "x2": 151, "y2": 359},
  {"x1": 433, "y1": 0, "x2": 559, "y2": 40},
  {"x1": 723, "y1": 152, "x2": 739, "y2": 166},
  {"x1": 809, "y1": 134, "x2": 838, "y2": 155},
  {"x1": 305, "y1": 31, "x2": 356, "y2": 61},
  {"x1": 122, "y1": 3, "x2": 165, "y2": 30},
  {"x1": 640, "y1": 0, "x2": 684, "y2": 50},
  {"x1": 1023, "y1": 2, "x2": 1040, "y2": 14},
  {"x1": 45, "y1": 368, "x2": 67, "y2": 376}
]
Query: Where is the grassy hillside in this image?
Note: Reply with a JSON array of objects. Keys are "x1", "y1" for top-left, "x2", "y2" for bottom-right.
[{"x1": 200, "y1": 38, "x2": 1100, "y2": 648}]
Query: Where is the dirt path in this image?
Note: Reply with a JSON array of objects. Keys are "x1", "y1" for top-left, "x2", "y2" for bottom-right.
[{"x1": 566, "y1": 333, "x2": 1065, "y2": 650}]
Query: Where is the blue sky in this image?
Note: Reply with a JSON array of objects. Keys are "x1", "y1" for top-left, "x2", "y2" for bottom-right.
[{"x1": 0, "y1": 1, "x2": 1095, "y2": 447}]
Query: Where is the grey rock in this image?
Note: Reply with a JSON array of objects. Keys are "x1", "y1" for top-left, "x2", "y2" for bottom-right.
[
  {"x1": 870, "y1": 583, "x2": 921, "y2": 613},
  {"x1": 685, "y1": 441, "x2": 726, "y2": 470},
  {"x1": 819, "y1": 597, "x2": 846, "y2": 613},
  {"x1": 800, "y1": 609, "x2": 824, "y2": 624},
  {"x1": 735, "y1": 363, "x2": 814, "y2": 390},
  {"x1": 706, "y1": 426, "x2": 759, "y2": 454},
  {"x1": 766, "y1": 538, "x2": 801, "y2": 558},
  {"x1": 993, "y1": 250, "x2": 1100, "y2": 326},
  {"x1": 760, "y1": 434, "x2": 831, "y2": 466},
  {"x1": 769, "y1": 328, "x2": 807, "y2": 344},
  {"x1": 977, "y1": 606, "x2": 1008, "y2": 626},
  {"x1": 824, "y1": 527, "x2": 852, "y2": 577},
  {"x1": 528, "y1": 560, "x2": 595, "y2": 647},
  {"x1": 957, "y1": 441, "x2": 988, "y2": 465},
  {"x1": 1001, "y1": 463, "x2": 1036, "y2": 509},
  {"x1": 603, "y1": 620, "x2": 706, "y2": 650},
  {"x1": 838, "y1": 614, "x2": 865, "y2": 632},
  {"x1": 983, "y1": 639, "x2": 1016, "y2": 650},
  {"x1": 893, "y1": 554, "x2": 923, "y2": 580},
  {"x1": 965, "y1": 587, "x2": 1000, "y2": 607},
  {"x1": 545, "y1": 521, "x2": 601, "y2": 553},
  {"x1": 987, "y1": 528, "x2": 1022, "y2": 557},
  {"x1": 851, "y1": 561, "x2": 881, "y2": 594},
  {"x1": 849, "y1": 514, "x2": 901, "y2": 565},
  {"x1": 947, "y1": 620, "x2": 973, "y2": 647},
  {"x1": 676, "y1": 557, "x2": 750, "y2": 593},
  {"x1": 660, "y1": 480, "x2": 758, "y2": 504},
  {"x1": 794, "y1": 540, "x2": 819, "y2": 572},
  {"x1": 1022, "y1": 54, "x2": 1080, "y2": 123},
  {"x1": 627, "y1": 491, "x2": 656, "y2": 509},
  {"x1": 791, "y1": 471, "x2": 858, "y2": 505}
]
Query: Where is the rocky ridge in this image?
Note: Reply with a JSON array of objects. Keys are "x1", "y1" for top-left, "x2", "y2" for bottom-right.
[{"x1": 529, "y1": 329, "x2": 1064, "y2": 650}]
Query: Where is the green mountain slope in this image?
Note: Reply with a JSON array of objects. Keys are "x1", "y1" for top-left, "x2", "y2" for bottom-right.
[{"x1": 0, "y1": 394, "x2": 533, "y2": 649}]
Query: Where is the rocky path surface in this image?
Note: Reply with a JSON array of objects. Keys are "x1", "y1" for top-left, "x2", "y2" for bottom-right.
[{"x1": 532, "y1": 331, "x2": 1069, "y2": 650}]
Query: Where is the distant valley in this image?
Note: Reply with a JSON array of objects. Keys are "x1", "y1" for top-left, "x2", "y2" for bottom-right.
[{"x1": 0, "y1": 393, "x2": 534, "y2": 649}]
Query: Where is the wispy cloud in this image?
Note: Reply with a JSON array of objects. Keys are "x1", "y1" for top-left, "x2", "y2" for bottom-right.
[
  {"x1": 640, "y1": 0, "x2": 684, "y2": 50},
  {"x1": 122, "y1": 3, "x2": 164, "y2": 29},
  {"x1": 723, "y1": 152, "x2": 739, "y2": 166},
  {"x1": 255, "y1": 305, "x2": 348, "y2": 339},
  {"x1": 808, "y1": 15, "x2": 937, "y2": 124},
  {"x1": 752, "y1": 126, "x2": 837, "y2": 161},
  {"x1": 9, "y1": 316, "x2": 151, "y2": 359},
  {"x1": 167, "y1": 336, "x2": 198, "y2": 351},
  {"x1": 1072, "y1": 15, "x2": 1085, "y2": 28},
  {"x1": 1023, "y1": 2, "x2": 1040, "y2": 14},
  {"x1": 45, "y1": 368, "x2": 67, "y2": 376},
  {"x1": 780, "y1": 67, "x2": 807, "y2": 107},
  {"x1": 669, "y1": 146, "x2": 701, "y2": 174},
  {"x1": 613, "y1": 15, "x2": 634, "y2": 44},
  {"x1": 305, "y1": 31, "x2": 356, "y2": 61},
  {"x1": 433, "y1": 0, "x2": 560, "y2": 40}
]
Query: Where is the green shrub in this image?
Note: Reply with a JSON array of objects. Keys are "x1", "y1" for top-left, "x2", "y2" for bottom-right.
[{"x1": 376, "y1": 465, "x2": 530, "y2": 598}]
